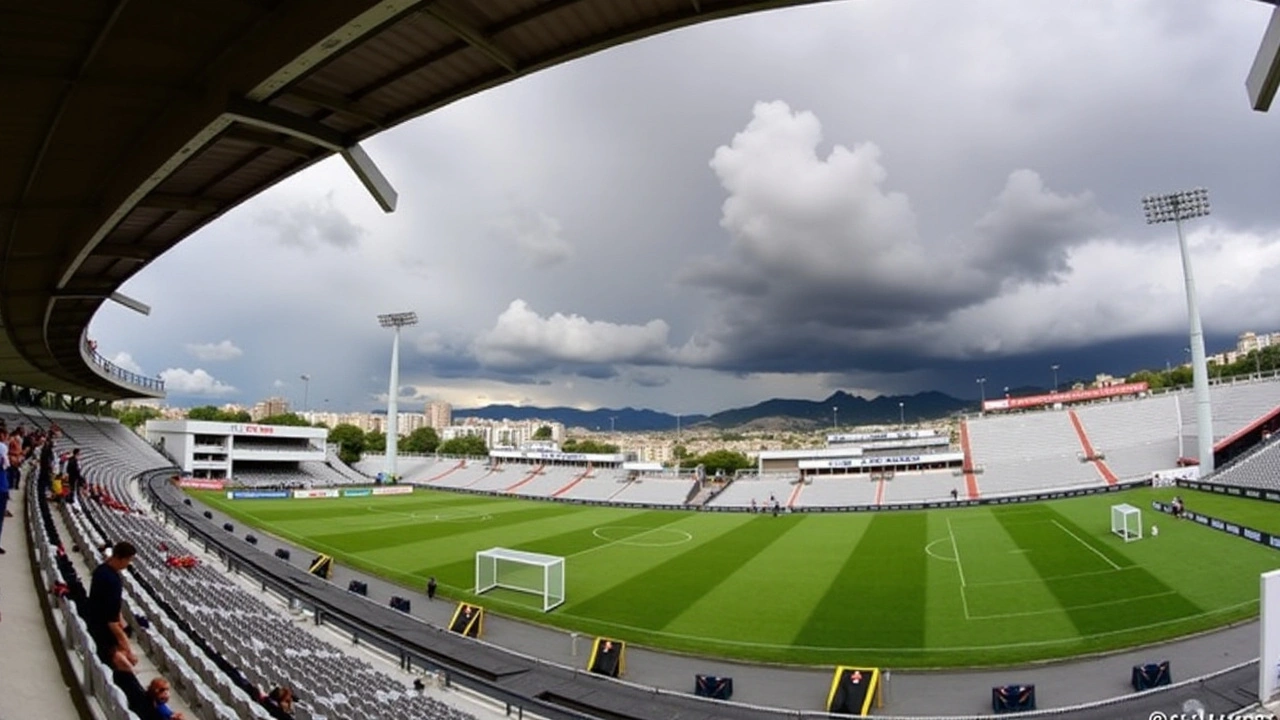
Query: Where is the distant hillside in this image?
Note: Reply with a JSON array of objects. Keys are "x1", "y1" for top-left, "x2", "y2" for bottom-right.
[
  {"x1": 452, "y1": 389, "x2": 973, "y2": 432},
  {"x1": 708, "y1": 390, "x2": 972, "y2": 428},
  {"x1": 451, "y1": 405, "x2": 706, "y2": 432}
]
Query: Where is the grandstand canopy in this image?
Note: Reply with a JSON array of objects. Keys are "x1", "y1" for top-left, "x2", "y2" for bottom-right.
[{"x1": 0, "y1": 0, "x2": 832, "y2": 401}]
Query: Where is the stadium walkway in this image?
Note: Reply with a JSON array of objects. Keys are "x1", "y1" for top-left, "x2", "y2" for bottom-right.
[
  {"x1": 198, "y1": 493, "x2": 1269, "y2": 717},
  {"x1": 0, "y1": 485, "x2": 82, "y2": 720}
]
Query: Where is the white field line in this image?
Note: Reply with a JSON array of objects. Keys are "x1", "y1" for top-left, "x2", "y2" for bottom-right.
[
  {"x1": 567, "y1": 522, "x2": 692, "y2": 559},
  {"x1": 946, "y1": 517, "x2": 972, "y2": 620},
  {"x1": 1052, "y1": 519, "x2": 1122, "y2": 570},
  {"x1": 967, "y1": 590, "x2": 1177, "y2": 621},
  {"x1": 967, "y1": 565, "x2": 1138, "y2": 589}
]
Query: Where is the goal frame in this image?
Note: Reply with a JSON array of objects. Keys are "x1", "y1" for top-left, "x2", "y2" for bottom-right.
[
  {"x1": 475, "y1": 547, "x2": 565, "y2": 612},
  {"x1": 1111, "y1": 503, "x2": 1142, "y2": 542}
]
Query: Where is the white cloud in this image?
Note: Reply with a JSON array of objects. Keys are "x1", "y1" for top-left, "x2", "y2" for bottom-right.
[
  {"x1": 272, "y1": 379, "x2": 286, "y2": 389},
  {"x1": 496, "y1": 209, "x2": 574, "y2": 267},
  {"x1": 159, "y1": 368, "x2": 237, "y2": 397},
  {"x1": 184, "y1": 340, "x2": 243, "y2": 362},
  {"x1": 108, "y1": 352, "x2": 144, "y2": 375},
  {"x1": 472, "y1": 299, "x2": 715, "y2": 371}
]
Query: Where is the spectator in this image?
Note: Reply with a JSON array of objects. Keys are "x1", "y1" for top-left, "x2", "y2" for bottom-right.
[
  {"x1": 67, "y1": 448, "x2": 85, "y2": 502},
  {"x1": 88, "y1": 540, "x2": 138, "y2": 671},
  {"x1": 266, "y1": 686, "x2": 296, "y2": 719},
  {"x1": 0, "y1": 433, "x2": 9, "y2": 553},
  {"x1": 6, "y1": 427, "x2": 22, "y2": 492},
  {"x1": 146, "y1": 678, "x2": 185, "y2": 720}
]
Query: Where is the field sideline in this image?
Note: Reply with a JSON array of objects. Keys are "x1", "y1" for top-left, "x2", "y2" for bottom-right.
[{"x1": 193, "y1": 486, "x2": 1280, "y2": 667}]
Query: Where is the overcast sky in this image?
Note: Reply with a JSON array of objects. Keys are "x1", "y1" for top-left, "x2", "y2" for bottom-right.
[{"x1": 90, "y1": 0, "x2": 1280, "y2": 415}]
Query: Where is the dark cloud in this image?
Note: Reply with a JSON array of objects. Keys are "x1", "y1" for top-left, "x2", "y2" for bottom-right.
[{"x1": 87, "y1": 0, "x2": 1280, "y2": 414}]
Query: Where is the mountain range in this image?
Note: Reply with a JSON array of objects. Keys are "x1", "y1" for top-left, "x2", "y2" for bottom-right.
[{"x1": 452, "y1": 390, "x2": 978, "y2": 432}]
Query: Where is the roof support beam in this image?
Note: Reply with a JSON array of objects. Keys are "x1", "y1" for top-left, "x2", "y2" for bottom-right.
[
  {"x1": 137, "y1": 193, "x2": 221, "y2": 214},
  {"x1": 221, "y1": 126, "x2": 317, "y2": 158},
  {"x1": 342, "y1": 144, "x2": 397, "y2": 212},
  {"x1": 225, "y1": 97, "x2": 351, "y2": 151},
  {"x1": 225, "y1": 98, "x2": 396, "y2": 211},
  {"x1": 285, "y1": 87, "x2": 386, "y2": 128},
  {"x1": 108, "y1": 291, "x2": 151, "y2": 316},
  {"x1": 1249, "y1": 3, "x2": 1280, "y2": 111},
  {"x1": 95, "y1": 244, "x2": 154, "y2": 261},
  {"x1": 422, "y1": 3, "x2": 519, "y2": 72}
]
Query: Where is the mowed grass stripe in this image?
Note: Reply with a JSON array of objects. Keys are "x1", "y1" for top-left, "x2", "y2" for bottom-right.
[
  {"x1": 220, "y1": 492, "x2": 494, "y2": 523},
  {"x1": 662, "y1": 514, "x2": 871, "y2": 645},
  {"x1": 793, "y1": 513, "x2": 928, "y2": 649},
  {"x1": 567, "y1": 515, "x2": 799, "y2": 629},
  {"x1": 312, "y1": 502, "x2": 587, "y2": 552},
  {"x1": 992, "y1": 506, "x2": 1202, "y2": 635},
  {"x1": 418, "y1": 509, "x2": 683, "y2": 592}
]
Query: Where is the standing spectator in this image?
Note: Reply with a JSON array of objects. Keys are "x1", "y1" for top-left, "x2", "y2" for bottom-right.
[
  {"x1": 0, "y1": 432, "x2": 9, "y2": 553},
  {"x1": 5, "y1": 427, "x2": 20, "y2": 492},
  {"x1": 88, "y1": 541, "x2": 138, "y2": 671},
  {"x1": 67, "y1": 448, "x2": 85, "y2": 503}
]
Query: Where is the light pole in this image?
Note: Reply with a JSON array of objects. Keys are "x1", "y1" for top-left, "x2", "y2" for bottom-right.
[
  {"x1": 1051, "y1": 365, "x2": 1060, "y2": 393},
  {"x1": 1143, "y1": 188, "x2": 1214, "y2": 473},
  {"x1": 300, "y1": 373, "x2": 311, "y2": 413},
  {"x1": 898, "y1": 401, "x2": 905, "y2": 428},
  {"x1": 378, "y1": 311, "x2": 418, "y2": 482},
  {"x1": 976, "y1": 377, "x2": 987, "y2": 405},
  {"x1": 832, "y1": 406, "x2": 839, "y2": 430},
  {"x1": 609, "y1": 416, "x2": 617, "y2": 433}
]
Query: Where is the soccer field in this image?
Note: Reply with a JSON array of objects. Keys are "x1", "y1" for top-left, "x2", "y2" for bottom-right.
[{"x1": 194, "y1": 487, "x2": 1280, "y2": 667}]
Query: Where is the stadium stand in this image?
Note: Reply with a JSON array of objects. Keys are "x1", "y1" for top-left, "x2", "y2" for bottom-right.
[
  {"x1": 879, "y1": 469, "x2": 968, "y2": 505},
  {"x1": 1199, "y1": 435, "x2": 1280, "y2": 491},
  {"x1": 707, "y1": 473, "x2": 799, "y2": 509},
  {"x1": 606, "y1": 474, "x2": 697, "y2": 506},
  {"x1": 47, "y1": 417, "x2": 487, "y2": 720},
  {"x1": 1073, "y1": 395, "x2": 1182, "y2": 479},
  {"x1": 796, "y1": 475, "x2": 880, "y2": 507},
  {"x1": 965, "y1": 410, "x2": 1101, "y2": 496}
]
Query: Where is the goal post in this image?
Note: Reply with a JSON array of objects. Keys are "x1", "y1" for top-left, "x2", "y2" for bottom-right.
[
  {"x1": 1111, "y1": 503, "x2": 1142, "y2": 542},
  {"x1": 475, "y1": 547, "x2": 565, "y2": 612}
]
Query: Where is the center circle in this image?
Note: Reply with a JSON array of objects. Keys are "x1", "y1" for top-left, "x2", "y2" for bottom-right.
[{"x1": 592, "y1": 526, "x2": 693, "y2": 547}]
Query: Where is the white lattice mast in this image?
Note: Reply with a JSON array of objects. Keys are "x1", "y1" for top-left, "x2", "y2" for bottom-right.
[{"x1": 378, "y1": 311, "x2": 417, "y2": 482}]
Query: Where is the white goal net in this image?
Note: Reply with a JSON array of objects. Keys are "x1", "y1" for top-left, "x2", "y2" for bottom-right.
[
  {"x1": 475, "y1": 547, "x2": 565, "y2": 612},
  {"x1": 1111, "y1": 503, "x2": 1142, "y2": 542}
]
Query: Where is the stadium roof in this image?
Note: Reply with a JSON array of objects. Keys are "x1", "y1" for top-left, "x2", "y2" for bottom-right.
[{"x1": 0, "y1": 0, "x2": 834, "y2": 401}]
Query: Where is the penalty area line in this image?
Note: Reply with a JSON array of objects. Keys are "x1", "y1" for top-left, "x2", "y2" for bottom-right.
[{"x1": 1052, "y1": 519, "x2": 1121, "y2": 570}]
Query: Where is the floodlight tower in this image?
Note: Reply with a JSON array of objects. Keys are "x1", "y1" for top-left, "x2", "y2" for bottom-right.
[
  {"x1": 1142, "y1": 188, "x2": 1214, "y2": 473},
  {"x1": 378, "y1": 311, "x2": 418, "y2": 481}
]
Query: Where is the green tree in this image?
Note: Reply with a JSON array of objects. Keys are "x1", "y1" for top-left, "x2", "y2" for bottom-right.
[
  {"x1": 672, "y1": 444, "x2": 689, "y2": 460},
  {"x1": 403, "y1": 426, "x2": 440, "y2": 453},
  {"x1": 115, "y1": 405, "x2": 161, "y2": 429},
  {"x1": 560, "y1": 438, "x2": 618, "y2": 454},
  {"x1": 364, "y1": 430, "x2": 387, "y2": 453},
  {"x1": 187, "y1": 405, "x2": 222, "y2": 421},
  {"x1": 186, "y1": 405, "x2": 249, "y2": 422},
  {"x1": 257, "y1": 412, "x2": 311, "y2": 426},
  {"x1": 438, "y1": 435, "x2": 488, "y2": 457},
  {"x1": 327, "y1": 423, "x2": 366, "y2": 465},
  {"x1": 689, "y1": 449, "x2": 752, "y2": 475},
  {"x1": 533, "y1": 425, "x2": 553, "y2": 440}
]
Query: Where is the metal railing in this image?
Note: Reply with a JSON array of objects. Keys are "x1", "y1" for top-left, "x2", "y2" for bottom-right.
[{"x1": 83, "y1": 337, "x2": 165, "y2": 393}]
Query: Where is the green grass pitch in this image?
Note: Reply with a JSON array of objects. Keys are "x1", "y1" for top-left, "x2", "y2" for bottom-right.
[{"x1": 192, "y1": 486, "x2": 1280, "y2": 667}]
